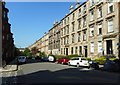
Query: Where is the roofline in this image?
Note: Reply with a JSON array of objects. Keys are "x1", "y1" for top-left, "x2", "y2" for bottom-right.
[{"x1": 60, "y1": 1, "x2": 87, "y2": 21}]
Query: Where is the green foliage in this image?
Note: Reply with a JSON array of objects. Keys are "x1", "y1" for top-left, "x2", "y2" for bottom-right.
[
  {"x1": 66, "y1": 54, "x2": 79, "y2": 59},
  {"x1": 86, "y1": 57, "x2": 91, "y2": 61},
  {"x1": 39, "y1": 51, "x2": 46, "y2": 57},
  {"x1": 22, "y1": 48, "x2": 31, "y2": 56},
  {"x1": 94, "y1": 56, "x2": 117, "y2": 65},
  {"x1": 53, "y1": 55, "x2": 65, "y2": 60}
]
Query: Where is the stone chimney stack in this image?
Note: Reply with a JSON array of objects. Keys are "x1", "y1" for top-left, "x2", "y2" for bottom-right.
[
  {"x1": 76, "y1": 0, "x2": 79, "y2": 8},
  {"x1": 70, "y1": 5, "x2": 74, "y2": 13}
]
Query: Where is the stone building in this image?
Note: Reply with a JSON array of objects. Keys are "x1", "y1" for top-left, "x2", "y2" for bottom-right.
[
  {"x1": 28, "y1": 33, "x2": 49, "y2": 56},
  {"x1": 1, "y1": 2, "x2": 15, "y2": 65},
  {"x1": 48, "y1": 20, "x2": 61, "y2": 55},
  {"x1": 29, "y1": 0, "x2": 120, "y2": 59},
  {"x1": 60, "y1": 0, "x2": 120, "y2": 58}
]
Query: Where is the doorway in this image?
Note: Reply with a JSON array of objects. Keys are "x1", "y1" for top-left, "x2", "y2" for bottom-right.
[
  {"x1": 66, "y1": 48, "x2": 68, "y2": 55},
  {"x1": 84, "y1": 46, "x2": 87, "y2": 57},
  {"x1": 106, "y1": 40, "x2": 113, "y2": 54}
]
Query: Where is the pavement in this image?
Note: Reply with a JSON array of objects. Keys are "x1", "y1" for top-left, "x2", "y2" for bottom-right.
[{"x1": 0, "y1": 58, "x2": 18, "y2": 72}]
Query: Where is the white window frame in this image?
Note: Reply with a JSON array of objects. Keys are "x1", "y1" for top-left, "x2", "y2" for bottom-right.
[
  {"x1": 90, "y1": 10, "x2": 94, "y2": 21},
  {"x1": 97, "y1": 24, "x2": 102, "y2": 35},
  {"x1": 97, "y1": 6, "x2": 102, "y2": 18},
  {"x1": 90, "y1": 26, "x2": 94, "y2": 36},
  {"x1": 108, "y1": 19, "x2": 113, "y2": 32},
  {"x1": 108, "y1": 1, "x2": 114, "y2": 14},
  {"x1": 98, "y1": 41, "x2": 102, "y2": 53},
  {"x1": 78, "y1": 32, "x2": 81, "y2": 42},
  {"x1": 90, "y1": 42, "x2": 94, "y2": 53}
]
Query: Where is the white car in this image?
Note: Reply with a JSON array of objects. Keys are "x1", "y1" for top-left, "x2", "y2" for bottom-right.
[
  {"x1": 17, "y1": 56, "x2": 26, "y2": 64},
  {"x1": 68, "y1": 57, "x2": 90, "y2": 67}
]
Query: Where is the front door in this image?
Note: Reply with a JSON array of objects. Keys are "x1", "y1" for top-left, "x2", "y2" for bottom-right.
[
  {"x1": 106, "y1": 40, "x2": 113, "y2": 54},
  {"x1": 84, "y1": 46, "x2": 87, "y2": 57},
  {"x1": 66, "y1": 48, "x2": 68, "y2": 55}
]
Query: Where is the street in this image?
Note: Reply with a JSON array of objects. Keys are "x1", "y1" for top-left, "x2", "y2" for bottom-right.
[{"x1": 1, "y1": 59, "x2": 120, "y2": 85}]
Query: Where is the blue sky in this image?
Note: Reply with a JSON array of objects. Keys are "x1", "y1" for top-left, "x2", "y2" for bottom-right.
[{"x1": 6, "y1": 2, "x2": 78, "y2": 48}]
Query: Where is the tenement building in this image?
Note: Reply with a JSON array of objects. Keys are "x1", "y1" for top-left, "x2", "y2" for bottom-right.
[
  {"x1": 29, "y1": 0, "x2": 120, "y2": 59},
  {"x1": 28, "y1": 33, "x2": 49, "y2": 56},
  {"x1": 2, "y1": 2, "x2": 15, "y2": 65},
  {"x1": 60, "y1": 0, "x2": 120, "y2": 58},
  {"x1": 48, "y1": 20, "x2": 61, "y2": 55}
]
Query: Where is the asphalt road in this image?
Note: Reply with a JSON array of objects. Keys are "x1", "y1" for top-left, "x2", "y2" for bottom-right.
[{"x1": 2, "y1": 59, "x2": 120, "y2": 85}]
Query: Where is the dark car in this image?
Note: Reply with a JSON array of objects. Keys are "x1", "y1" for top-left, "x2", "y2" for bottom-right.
[
  {"x1": 89, "y1": 60, "x2": 99, "y2": 70},
  {"x1": 103, "y1": 58, "x2": 119, "y2": 72},
  {"x1": 56, "y1": 57, "x2": 70, "y2": 65},
  {"x1": 41, "y1": 57, "x2": 49, "y2": 62}
]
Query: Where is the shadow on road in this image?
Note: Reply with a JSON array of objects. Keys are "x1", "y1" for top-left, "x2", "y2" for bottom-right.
[{"x1": 2, "y1": 64, "x2": 120, "y2": 85}]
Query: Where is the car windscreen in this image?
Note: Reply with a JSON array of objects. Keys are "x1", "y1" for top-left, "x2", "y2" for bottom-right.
[{"x1": 71, "y1": 58, "x2": 79, "y2": 60}]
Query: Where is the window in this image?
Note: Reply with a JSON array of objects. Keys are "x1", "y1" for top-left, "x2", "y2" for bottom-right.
[
  {"x1": 90, "y1": 0, "x2": 95, "y2": 6},
  {"x1": 68, "y1": 17, "x2": 69, "y2": 23},
  {"x1": 72, "y1": 34, "x2": 75, "y2": 43},
  {"x1": 78, "y1": 8, "x2": 81, "y2": 16},
  {"x1": 90, "y1": 9, "x2": 94, "y2": 21},
  {"x1": 83, "y1": 30, "x2": 87, "y2": 41},
  {"x1": 90, "y1": 42, "x2": 94, "y2": 53},
  {"x1": 83, "y1": 4, "x2": 86, "y2": 14},
  {"x1": 64, "y1": 19, "x2": 66, "y2": 25},
  {"x1": 98, "y1": 24, "x2": 102, "y2": 35},
  {"x1": 67, "y1": 25, "x2": 69, "y2": 34},
  {"x1": 83, "y1": 16, "x2": 87, "y2": 27},
  {"x1": 78, "y1": 32, "x2": 81, "y2": 42},
  {"x1": 98, "y1": 6, "x2": 102, "y2": 18},
  {"x1": 78, "y1": 19, "x2": 81, "y2": 29},
  {"x1": 64, "y1": 37, "x2": 66, "y2": 45},
  {"x1": 72, "y1": 22, "x2": 75, "y2": 32},
  {"x1": 108, "y1": 1, "x2": 114, "y2": 13},
  {"x1": 98, "y1": 41, "x2": 102, "y2": 53},
  {"x1": 71, "y1": 47, "x2": 74, "y2": 54},
  {"x1": 75, "y1": 47, "x2": 78, "y2": 54},
  {"x1": 3, "y1": 35, "x2": 5, "y2": 40},
  {"x1": 61, "y1": 38, "x2": 63, "y2": 45},
  {"x1": 61, "y1": 29, "x2": 63, "y2": 36},
  {"x1": 79, "y1": 46, "x2": 82, "y2": 55},
  {"x1": 3, "y1": 11, "x2": 6, "y2": 18},
  {"x1": 90, "y1": 26, "x2": 94, "y2": 36},
  {"x1": 67, "y1": 36, "x2": 69, "y2": 44},
  {"x1": 7, "y1": 34, "x2": 9, "y2": 40},
  {"x1": 108, "y1": 19, "x2": 113, "y2": 32},
  {"x1": 64, "y1": 27, "x2": 66, "y2": 35},
  {"x1": 73, "y1": 13, "x2": 75, "y2": 20}
]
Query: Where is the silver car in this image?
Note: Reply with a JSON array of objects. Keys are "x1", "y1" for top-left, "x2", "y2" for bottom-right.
[{"x1": 17, "y1": 56, "x2": 26, "y2": 64}]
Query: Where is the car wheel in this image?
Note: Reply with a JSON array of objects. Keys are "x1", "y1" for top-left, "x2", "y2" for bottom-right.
[
  {"x1": 76, "y1": 63, "x2": 80, "y2": 67},
  {"x1": 68, "y1": 62, "x2": 70, "y2": 66},
  {"x1": 61, "y1": 62, "x2": 64, "y2": 65}
]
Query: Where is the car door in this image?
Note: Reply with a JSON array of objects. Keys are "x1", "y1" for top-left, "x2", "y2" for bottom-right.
[{"x1": 80, "y1": 58, "x2": 89, "y2": 66}]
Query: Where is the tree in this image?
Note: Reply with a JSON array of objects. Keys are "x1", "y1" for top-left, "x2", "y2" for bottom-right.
[
  {"x1": 23, "y1": 48, "x2": 31, "y2": 57},
  {"x1": 39, "y1": 51, "x2": 46, "y2": 57},
  {"x1": 31, "y1": 47, "x2": 38, "y2": 56}
]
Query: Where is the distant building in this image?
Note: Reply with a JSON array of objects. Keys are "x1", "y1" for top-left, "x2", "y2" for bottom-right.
[
  {"x1": 48, "y1": 20, "x2": 61, "y2": 55},
  {"x1": 19, "y1": 48, "x2": 25, "y2": 52}
]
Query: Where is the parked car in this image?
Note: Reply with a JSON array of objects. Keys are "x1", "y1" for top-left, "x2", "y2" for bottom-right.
[
  {"x1": 56, "y1": 57, "x2": 70, "y2": 64},
  {"x1": 41, "y1": 57, "x2": 49, "y2": 62},
  {"x1": 89, "y1": 60, "x2": 99, "y2": 70},
  {"x1": 103, "y1": 58, "x2": 119, "y2": 72},
  {"x1": 68, "y1": 57, "x2": 90, "y2": 67},
  {"x1": 48, "y1": 56, "x2": 56, "y2": 62},
  {"x1": 17, "y1": 56, "x2": 27, "y2": 64}
]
